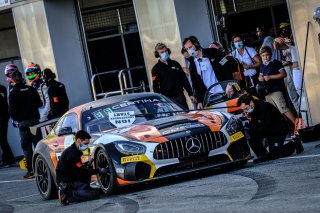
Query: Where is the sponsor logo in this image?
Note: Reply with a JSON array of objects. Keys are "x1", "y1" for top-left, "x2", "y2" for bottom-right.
[
  {"x1": 186, "y1": 137, "x2": 201, "y2": 153},
  {"x1": 230, "y1": 131, "x2": 244, "y2": 142},
  {"x1": 121, "y1": 155, "x2": 142, "y2": 164}
]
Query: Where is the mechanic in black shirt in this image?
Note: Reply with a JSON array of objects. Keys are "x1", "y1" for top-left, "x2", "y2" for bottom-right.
[
  {"x1": 237, "y1": 94, "x2": 298, "y2": 163},
  {"x1": 0, "y1": 83, "x2": 15, "y2": 167},
  {"x1": 9, "y1": 71, "x2": 42, "y2": 178},
  {"x1": 42, "y1": 68, "x2": 69, "y2": 119},
  {"x1": 56, "y1": 130, "x2": 107, "y2": 205},
  {"x1": 152, "y1": 43, "x2": 196, "y2": 109}
]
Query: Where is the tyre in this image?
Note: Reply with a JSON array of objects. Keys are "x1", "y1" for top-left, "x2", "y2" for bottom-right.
[
  {"x1": 95, "y1": 149, "x2": 117, "y2": 194},
  {"x1": 34, "y1": 155, "x2": 57, "y2": 200}
]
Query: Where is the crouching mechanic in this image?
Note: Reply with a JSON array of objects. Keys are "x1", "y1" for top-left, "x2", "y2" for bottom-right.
[
  {"x1": 56, "y1": 130, "x2": 108, "y2": 205},
  {"x1": 237, "y1": 94, "x2": 297, "y2": 163}
]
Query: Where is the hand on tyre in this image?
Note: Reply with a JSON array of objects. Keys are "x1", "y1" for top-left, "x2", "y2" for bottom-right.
[{"x1": 98, "y1": 168, "x2": 108, "y2": 176}]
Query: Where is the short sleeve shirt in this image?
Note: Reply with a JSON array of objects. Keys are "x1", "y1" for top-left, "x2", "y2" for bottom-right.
[
  {"x1": 260, "y1": 60, "x2": 285, "y2": 93},
  {"x1": 231, "y1": 47, "x2": 258, "y2": 76}
]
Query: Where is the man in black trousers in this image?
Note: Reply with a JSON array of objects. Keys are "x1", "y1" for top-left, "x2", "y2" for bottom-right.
[
  {"x1": 152, "y1": 43, "x2": 196, "y2": 109},
  {"x1": 0, "y1": 83, "x2": 15, "y2": 167},
  {"x1": 237, "y1": 94, "x2": 301, "y2": 163},
  {"x1": 9, "y1": 71, "x2": 42, "y2": 178}
]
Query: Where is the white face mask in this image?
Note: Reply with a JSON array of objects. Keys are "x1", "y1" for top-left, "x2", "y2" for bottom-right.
[
  {"x1": 247, "y1": 106, "x2": 254, "y2": 114},
  {"x1": 187, "y1": 49, "x2": 198, "y2": 57},
  {"x1": 160, "y1": 52, "x2": 169, "y2": 61}
]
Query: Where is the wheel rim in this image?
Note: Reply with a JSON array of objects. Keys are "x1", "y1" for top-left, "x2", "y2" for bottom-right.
[
  {"x1": 96, "y1": 151, "x2": 112, "y2": 191},
  {"x1": 35, "y1": 158, "x2": 49, "y2": 195}
]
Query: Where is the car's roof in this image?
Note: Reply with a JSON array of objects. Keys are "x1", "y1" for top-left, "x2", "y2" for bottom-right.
[{"x1": 68, "y1": 92, "x2": 163, "y2": 114}]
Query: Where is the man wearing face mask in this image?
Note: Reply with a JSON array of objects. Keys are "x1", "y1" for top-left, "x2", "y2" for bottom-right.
[
  {"x1": 237, "y1": 94, "x2": 296, "y2": 163},
  {"x1": 56, "y1": 130, "x2": 108, "y2": 205},
  {"x1": 152, "y1": 43, "x2": 196, "y2": 109},
  {"x1": 183, "y1": 36, "x2": 239, "y2": 109}
]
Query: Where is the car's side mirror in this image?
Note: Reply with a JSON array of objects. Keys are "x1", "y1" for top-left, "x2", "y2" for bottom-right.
[{"x1": 57, "y1": 127, "x2": 73, "y2": 136}]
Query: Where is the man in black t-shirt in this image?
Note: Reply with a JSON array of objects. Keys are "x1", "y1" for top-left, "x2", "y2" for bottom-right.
[
  {"x1": 152, "y1": 43, "x2": 196, "y2": 109},
  {"x1": 56, "y1": 130, "x2": 107, "y2": 205}
]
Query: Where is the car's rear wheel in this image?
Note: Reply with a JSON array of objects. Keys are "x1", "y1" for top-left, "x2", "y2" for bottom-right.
[
  {"x1": 95, "y1": 149, "x2": 117, "y2": 194},
  {"x1": 34, "y1": 155, "x2": 56, "y2": 200}
]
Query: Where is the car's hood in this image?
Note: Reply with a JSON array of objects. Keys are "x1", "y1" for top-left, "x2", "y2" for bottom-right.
[{"x1": 93, "y1": 111, "x2": 226, "y2": 144}]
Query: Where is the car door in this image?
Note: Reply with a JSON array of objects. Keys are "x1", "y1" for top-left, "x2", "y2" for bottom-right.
[{"x1": 48, "y1": 113, "x2": 80, "y2": 161}]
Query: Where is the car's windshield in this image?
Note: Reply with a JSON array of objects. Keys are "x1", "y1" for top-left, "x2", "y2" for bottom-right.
[
  {"x1": 82, "y1": 95, "x2": 183, "y2": 133},
  {"x1": 204, "y1": 80, "x2": 242, "y2": 107}
]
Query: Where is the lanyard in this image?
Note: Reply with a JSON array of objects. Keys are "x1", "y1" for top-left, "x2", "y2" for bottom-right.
[{"x1": 197, "y1": 58, "x2": 203, "y2": 79}]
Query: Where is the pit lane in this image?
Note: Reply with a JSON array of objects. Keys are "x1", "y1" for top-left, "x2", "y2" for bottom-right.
[{"x1": 1, "y1": 140, "x2": 320, "y2": 213}]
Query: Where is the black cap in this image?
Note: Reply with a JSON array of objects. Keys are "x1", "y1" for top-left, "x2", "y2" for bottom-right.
[
  {"x1": 12, "y1": 71, "x2": 23, "y2": 83},
  {"x1": 42, "y1": 68, "x2": 56, "y2": 80}
]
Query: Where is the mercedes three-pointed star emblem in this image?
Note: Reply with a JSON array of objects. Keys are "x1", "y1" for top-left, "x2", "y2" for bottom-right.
[{"x1": 186, "y1": 137, "x2": 201, "y2": 153}]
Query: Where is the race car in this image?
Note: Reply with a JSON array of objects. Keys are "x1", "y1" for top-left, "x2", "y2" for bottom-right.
[{"x1": 32, "y1": 92, "x2": 250, "y2": 200}]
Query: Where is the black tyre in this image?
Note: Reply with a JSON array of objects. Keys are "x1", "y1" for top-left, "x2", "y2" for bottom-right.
[
  {"x1": 95, "y1": 149, "x2": 117, "y2": 194},
  {"x1": 34, "y1": 155, "x2": 57, "y2": 200}
]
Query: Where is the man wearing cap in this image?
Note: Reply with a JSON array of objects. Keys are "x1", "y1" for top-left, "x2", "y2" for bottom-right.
[{"x1": 42, "y1": 68, "x2": 69, "y2": 119}]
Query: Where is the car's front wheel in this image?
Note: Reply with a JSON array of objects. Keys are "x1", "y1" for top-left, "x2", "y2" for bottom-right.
[
  {"x1": 95, "y1": 149, "x2": 117, "y2": 194},
  {"x1": 34, "y1": 155, "x2": 57, "y2": 200}
]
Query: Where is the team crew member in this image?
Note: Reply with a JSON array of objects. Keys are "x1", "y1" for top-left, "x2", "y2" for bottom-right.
[
  {"x1": 237, "y1": 94, "x2": 300, "y2": 163},
  {"x1": 152, "y1": 43, "x2": 196, "y2": 109},
  {"x1": 9, "y1": 71, "x2": 42, "y2": 179},
  {"x1": 56, "y1": 130, "x2": 107, "y2": 205},
  {"x1": 4, "y1": 64, "x2": 18, "y2": 92},
  {"x1": 183, "y1": 36, "x2": 240, "y2": 108},
  {"x1": 0, "y1": 83, "x2": 15, "y2": 167},
  {"x1": 42, "y1": 68, "x2": 69, "y2": 119},
  {"x1": 25, "y1": 63, "x2": 50, "y2": 122},
  {"x1": 4, "y1": 64, "x2": 20, "y2": 128}
]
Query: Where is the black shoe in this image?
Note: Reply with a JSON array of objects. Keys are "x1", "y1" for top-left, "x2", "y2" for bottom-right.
[
  {"x1": 293, "y1": 137, "x2": 304, "y2": 154},
  {"x1": 0, "y1": 161, "x2": 15, "y2": 168},
  {"x1": 23, "y1": 171, "x2": 34, "y2": 179},
  {"x1": 253, "y1": 154, "x2": 270, "y2": 163},
  {"x1": 58, "y1": 187, "x2": 69, "y2": 205}
]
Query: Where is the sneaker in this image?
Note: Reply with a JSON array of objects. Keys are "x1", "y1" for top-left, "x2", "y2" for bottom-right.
[
  {"x1": 23, "y1": 171, "x2": 34, "y2": 179},
  {"x1": 90, "y1": 180, "x2": 101, "y2": 189},
  {"x1": 58, "y1": 188, "x2": 69, "y2": 205}
]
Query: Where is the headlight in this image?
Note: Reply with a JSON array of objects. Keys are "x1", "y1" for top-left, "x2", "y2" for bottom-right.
[
  {"x1": 226, "y1": 116, "x2": 242, "y2": 135},
  {"x1": 115, "y1": 141, "x2": 146, "y2": 155}
]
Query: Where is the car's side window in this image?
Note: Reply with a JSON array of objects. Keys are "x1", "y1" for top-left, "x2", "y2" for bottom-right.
[
  {"x1": 54, "y1": 117, "x2": 64, "y2": 135},
  {"x1": 61, "y1": 113, "x2": 79, "y2": 133}
]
